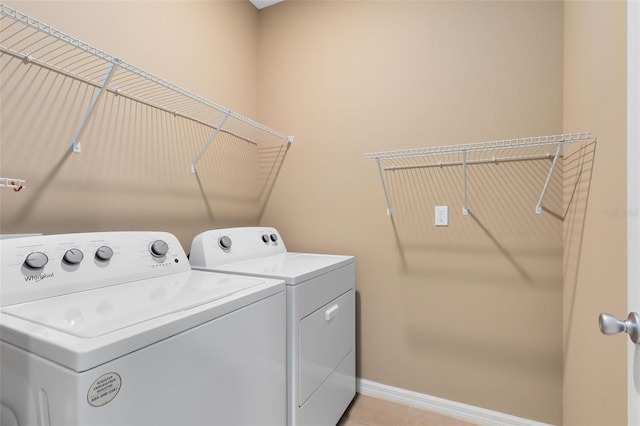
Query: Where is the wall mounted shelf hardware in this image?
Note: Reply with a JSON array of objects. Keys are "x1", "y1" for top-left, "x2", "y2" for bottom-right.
[
  {"x1": 365, "y1": 132, "x2": 593, "y2": 216},
  {"x1": 0, "y1": 177, "x2": 25, "y2": 191},
  {"x1": 0, "y1": 3, "x2": 293, "y2": 173}
]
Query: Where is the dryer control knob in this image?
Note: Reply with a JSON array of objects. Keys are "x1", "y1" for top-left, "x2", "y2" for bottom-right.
[
  {"x1": 261, "y1": 234, "x2": 270, "y2": 244},
  {"x1": 24, "y1": 251, "x2": 48, "y2": 269},
  {"x1": 95, "y1": 246, "x2": 114, "y2": 261},
  {"x1": 270, "y1": 233, "x2": 278, "y2": 243},
  {"x1": 63, "y1": 249, "x2": 84, "y2": 265},
  {"x1": 218, "y1": 236, "x2": 232, "y2": 250},
  {"x1": 150, "y1": 240, "x2": 169, "y2": 257}
]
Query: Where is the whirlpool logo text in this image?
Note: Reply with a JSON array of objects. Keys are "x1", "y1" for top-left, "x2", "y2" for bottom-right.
[{"x1": 24, "y1": 272, "x2": 54, "y2": 283}]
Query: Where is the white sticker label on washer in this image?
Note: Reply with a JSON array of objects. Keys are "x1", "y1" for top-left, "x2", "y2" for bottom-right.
[{"x1": 87, "y1": 373, "x2": 121, "y2": 407}]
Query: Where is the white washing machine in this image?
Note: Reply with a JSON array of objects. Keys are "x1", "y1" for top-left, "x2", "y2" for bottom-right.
[
  {"x1": 189, "y1": 227, "x2": 356, "y2": 426},
  {"x1": 0, "y1": 231, "x2": 286, "y2": 426}
]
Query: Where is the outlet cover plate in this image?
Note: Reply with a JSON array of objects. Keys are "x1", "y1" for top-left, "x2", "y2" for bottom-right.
[{"x1": 435, "y1": 206, "x2": 448, "y2": 226}]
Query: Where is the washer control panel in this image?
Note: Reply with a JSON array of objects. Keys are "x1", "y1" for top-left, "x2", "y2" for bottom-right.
[
  {"x1": 189, "y1": 227, "x2": 287, "y2": 268},
  {"x1": 1, "y1": 232, "x2": 190, "y2": 306}
]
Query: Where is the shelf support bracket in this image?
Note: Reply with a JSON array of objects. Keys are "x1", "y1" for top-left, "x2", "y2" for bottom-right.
[
  {"x1": 376, "y1": 158, "x2": 393, "y2": 216},
  {"x1": 190, "y1": 112, "x2": 230, "y2": 174},
  {"x1": 535, "y1": 142, "x2": 564, "y2": 215},
  {"x1": 462, "y1": 149, "x2": 469, "y2": 215},
  {"x1": 69, "y1": 59, "x2": 120, "y2": 153}
]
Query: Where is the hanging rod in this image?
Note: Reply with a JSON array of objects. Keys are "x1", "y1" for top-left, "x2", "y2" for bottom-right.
[
  {"x1": 0, "y1": 3, "x2": 293, "y2": 172},
  {"x1": 383, "y1": 152, "x2": 557, "y2": 171},
  {"x1": 364, "y1": 131, "x2": 593, "y2": 217},
  {"x1": 0, "y1": 177, "x2": 25, "y2": 191}
]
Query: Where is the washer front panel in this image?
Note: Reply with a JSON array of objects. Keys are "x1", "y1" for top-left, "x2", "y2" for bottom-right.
[{"x1": 1, "y1": 287, "x2": 287, "y2": 426}]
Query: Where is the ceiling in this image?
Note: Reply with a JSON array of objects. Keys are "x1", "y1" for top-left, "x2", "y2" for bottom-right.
[{"x1": 249, "y1": 0, "x2": 285, "y2": 9}]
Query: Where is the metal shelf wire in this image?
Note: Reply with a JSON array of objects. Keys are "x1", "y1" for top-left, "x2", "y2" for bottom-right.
[
  {"x1": 365, "y1": 132, "x2": 593, "y2": 216},
  {"x1": 0, "y1": 3, "x2": 293, "y2": 173}
]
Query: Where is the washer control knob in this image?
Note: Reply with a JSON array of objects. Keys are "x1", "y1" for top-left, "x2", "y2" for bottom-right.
[
  {"x1": 150, "y1": 240, "x2": 169, "y2": 257},
  {"x1": 261, "y1": 234, "x2": 270, "y2": 244},
  {"x1": 270, "y1": 233, "x2": 278, "y2": 243},
  {"x1": 95, "y1": 246, "x2": 114, "y2": 261},
  {"x1": 63, "y1": 249, "x2": 84, "y2": 265},
  {"x1": 24, "y1": 252, "x2": 48, "y2": 269},
  {"x1": 218, "y1": 236, "x2": 232, "y2": 250}
]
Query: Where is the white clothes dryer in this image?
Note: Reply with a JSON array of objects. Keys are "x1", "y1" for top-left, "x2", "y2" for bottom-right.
[
  {"x1": 0, "y1": 231, "x2": 286, "y2": 426},
  {"x1": 189, "y1": 227, "x2": 356, "y2": 426}
]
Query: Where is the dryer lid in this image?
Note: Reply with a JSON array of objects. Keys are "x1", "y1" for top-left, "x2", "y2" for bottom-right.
[{"x1": 205, "y1": 252, "x2": 355, "y2": 285}]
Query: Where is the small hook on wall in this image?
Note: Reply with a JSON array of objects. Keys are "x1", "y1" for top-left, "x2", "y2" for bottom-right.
[{"x1": 1, "y1": 178, "x2": 26, "y2": 192}]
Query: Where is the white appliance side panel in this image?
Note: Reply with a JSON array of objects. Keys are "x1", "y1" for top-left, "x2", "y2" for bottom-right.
[
  {"x1": 1, "y1": 292, "x2": 286, "y2": 426},
  {"x1": 298, "y1": 289, "x2": 355, "y2": 406}
]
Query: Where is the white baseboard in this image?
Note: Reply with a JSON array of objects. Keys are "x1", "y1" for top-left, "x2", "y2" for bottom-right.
[{"x1": 356, "y1": 378, "x2": 556, "y2": 426}]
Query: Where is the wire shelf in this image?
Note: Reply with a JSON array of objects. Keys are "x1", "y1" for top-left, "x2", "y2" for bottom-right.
[
  {"x1": 365, "y1": 132, "x2": 593, "y2": 216},
  {"x1": 365, "y1": 132, "x2": 591, "y2": 161},
  {"x1": 0, "y1": 3, "x2": 293, "y2": 172}
]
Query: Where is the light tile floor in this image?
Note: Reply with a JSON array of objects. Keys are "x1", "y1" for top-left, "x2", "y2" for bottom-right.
[{"x1": 338, "y1": 394, "x2": 480, "y2": 426}]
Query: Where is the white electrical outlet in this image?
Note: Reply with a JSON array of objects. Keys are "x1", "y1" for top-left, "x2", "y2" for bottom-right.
[{"x1": 435, "y1": 206, "x2": 448, "y2": 226}]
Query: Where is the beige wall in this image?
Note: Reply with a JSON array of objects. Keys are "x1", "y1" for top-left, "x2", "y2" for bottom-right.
[
  {"x1": 562, "y1": 1, "x2": 627, "y2": 425},
  {"x1": 1, "y1": 1, "x2": 629, "y2": 424},
  {"x1": 0, "y1": 1, "x2": 264, "y2": 248},
  {"x1": 257, "y1": 1, "x2": 564, "y2": 423}
]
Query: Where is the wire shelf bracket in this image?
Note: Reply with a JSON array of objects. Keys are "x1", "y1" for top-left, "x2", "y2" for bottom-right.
[
  {"x1": 375, "y1": 158, "x2": 393, "y2": 216},
  {"x1": 535, "y1": 141, "x2": 564, "y2": 215},
  {"x1": 69, "y1": 59, "x2": 120, "y2": 153},
  {"x1": 364, "y1": 131, "x2": 593, "y2": 217},
  {"x1": 190, "y1": 112, "x2": 230, "y2": 174},
  {"x1": 0, "y1": 3, "x2": 293, "y2": 170},
  {"x1": 462, "y1": 149, "x2": 468, "y2": 215}
]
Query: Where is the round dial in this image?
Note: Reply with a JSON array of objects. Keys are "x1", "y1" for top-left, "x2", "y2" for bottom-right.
[
  {"x1": 63, "y1": 249, "x2": 84, "y2": 265},
  {"x1": 261, "y1": 234, "x2": 270, "y2": 244},
  {"x1": 24, "y1": 252, "x2": 48, "y2": 269},
  {"x1": 150, "y1": 240, "x2": 169, "y2": 257},
  {"x1": 95, "y1": 246, "x2": 114, "y2": 261},
  {"x1": 270, "y1": 233, "x2": 278, "y2": 242},
  {"x1": 218, "y1": 236, "x2": 232, "y2": 250}
]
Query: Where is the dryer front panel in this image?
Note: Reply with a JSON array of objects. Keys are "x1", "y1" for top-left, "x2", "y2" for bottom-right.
[{"x1": 298, "y1": 288, "x2": 355, "y2": 406}]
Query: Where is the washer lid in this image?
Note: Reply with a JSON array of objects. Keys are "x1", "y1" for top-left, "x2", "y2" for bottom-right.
[
  {"x1": 3, "y1": 271, "x2": 264, "y2": 338},
  {"x1": 204, "y1": 252, "x2": 355, "y2": 285},
  {"x1": 0, "y1": 271, "x2": 283, "y2": 371}
]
